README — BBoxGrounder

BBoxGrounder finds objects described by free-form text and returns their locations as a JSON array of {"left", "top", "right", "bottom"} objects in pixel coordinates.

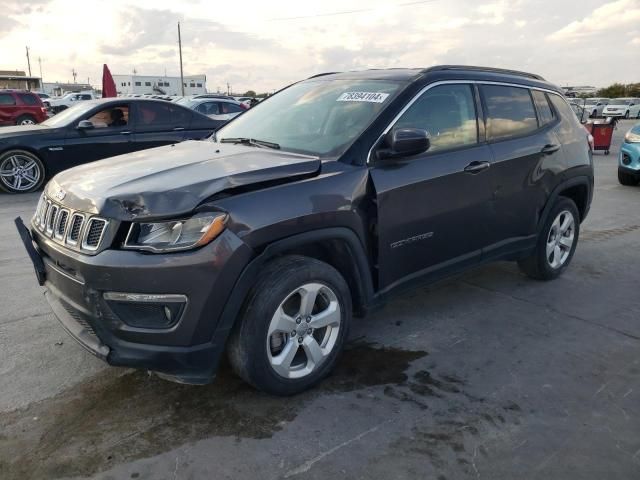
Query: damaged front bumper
[{"left": 17, "top": 217, "right": 253, "bottom": 384}]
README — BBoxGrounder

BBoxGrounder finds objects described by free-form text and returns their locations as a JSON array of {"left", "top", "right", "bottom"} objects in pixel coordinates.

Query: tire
[
  {"left": 518, "top": 197, "right": 580, "bottom": 281},
  {"left": 227, "top": 255, "right": 352, "bottom": 395},
  {"left": 0, "top": 149, "right": 46, "bottom": 193},
  {"left": 618, "top": 169, "right": 639, "bottom": 186},
  {"left": 15, "top": 114, "right": 37, "bottom": 126}
]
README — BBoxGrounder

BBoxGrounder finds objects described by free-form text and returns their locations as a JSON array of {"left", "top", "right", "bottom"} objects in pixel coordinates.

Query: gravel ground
[{"left": 1, "top": 119, "right": 639, "bottom": 480}]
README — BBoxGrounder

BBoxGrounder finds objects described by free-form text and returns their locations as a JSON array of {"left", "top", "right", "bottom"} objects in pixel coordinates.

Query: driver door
[
  {"left": 369, "top": 83, "right": 495, "bottom": 291},
  {"left": 62, "top": 103, "right": 134, "bottom": 170}
]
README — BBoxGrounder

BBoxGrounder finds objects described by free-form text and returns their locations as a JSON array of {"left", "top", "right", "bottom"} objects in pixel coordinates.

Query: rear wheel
[
  {"left": 15, "top": 114, "right": 37, "bottom": 126},
  {"left": 227, "top": 255, "right": 352, "bottom": 395},
  {"left": 618, "top": 169, "right": 639, "bottom": 186},
  {"left": 0, "top": 150, "right": 46, "bottom": 193},
  {"left": 518, "top": 198, "right": 579, "bottom": 281}
]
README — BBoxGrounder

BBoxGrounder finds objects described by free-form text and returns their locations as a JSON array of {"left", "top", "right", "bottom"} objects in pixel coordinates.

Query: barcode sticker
[{"left": 337, "top": 92, "right": 390, "bottom": 103}]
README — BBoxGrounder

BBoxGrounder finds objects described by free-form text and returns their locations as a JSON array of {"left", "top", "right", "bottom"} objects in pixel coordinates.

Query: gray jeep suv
[{"left": 17, "top": 66, "right": 594, "bottom": 395}]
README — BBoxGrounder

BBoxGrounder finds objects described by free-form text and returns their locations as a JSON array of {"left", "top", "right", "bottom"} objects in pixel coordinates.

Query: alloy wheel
[
  {"left": 546, "top": 210, "right": 575, "bottom": 269},
  {"left": 266, "top": 282, "right": 341, "bottom": 379},
  {"left": 19, "top": 118, "right": 36, "bottom": 125},
  {"left": 0, "top": 154, "right": 41, "bottom": 192}
]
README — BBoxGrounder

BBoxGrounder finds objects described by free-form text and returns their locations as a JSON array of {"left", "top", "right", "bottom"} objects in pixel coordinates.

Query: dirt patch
[{"left": 0, "top": 343, "right": 427, "bottom": 479}]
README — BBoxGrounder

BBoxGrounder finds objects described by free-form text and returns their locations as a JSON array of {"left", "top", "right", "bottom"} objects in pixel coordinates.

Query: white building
[{"left": 112, "top": 74, "right": 207, "bottom": 96}]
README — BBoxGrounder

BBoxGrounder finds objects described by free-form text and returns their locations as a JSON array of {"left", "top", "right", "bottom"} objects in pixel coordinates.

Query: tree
[{"left": 243, "top": 90, "right": 256, "bottom": 97}]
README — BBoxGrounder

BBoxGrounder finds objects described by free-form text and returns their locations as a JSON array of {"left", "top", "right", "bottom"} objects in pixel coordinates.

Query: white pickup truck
[{"left": 44, "top": 92, "right": 98, "bottom": 113}]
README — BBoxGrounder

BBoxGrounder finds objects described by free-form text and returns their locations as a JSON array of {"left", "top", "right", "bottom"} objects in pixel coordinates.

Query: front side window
[
  {"left": 86, "top": 105, "right": 130, "bottom": 128},
  {"left": 482, "top": 85, "right": 538, "bottom": 141},
  {"left": 195, "top": 102, "right": 219, "bottom": 115},
  {"left": 393, "top": 84, "right": 478, "bottom": 153},
  {"left": 531, "top": 90, "right": 555, "bottom": 126},
  {"left": 216, "top": 79, "right": 402, "bottom": 156}
]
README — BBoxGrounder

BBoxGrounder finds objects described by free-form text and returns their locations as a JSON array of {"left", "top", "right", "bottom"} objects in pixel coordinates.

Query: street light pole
[
  {"left": 178, "top": 22, "right": 185, "bottom": 96},
  {"left": 25, "top": 46, "right": 32, "bottom": 77}
]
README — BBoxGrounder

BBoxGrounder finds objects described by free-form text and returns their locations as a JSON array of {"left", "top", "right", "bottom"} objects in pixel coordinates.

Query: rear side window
[
  {"left": 18, "top": 93, "right": 39, "bottom": 106},
  {"left": 531, "top": 90, "right": 555, "bottom": 126},
  {"left": 394, "top": 84, "right": 478, "bottom": 152},
  {"left": 0, "top": 93, "right": 16, "bottom": 105},
  {"left": 482, "top": 85, "right": 538, "bottom": 141},
  {"left": 138, "top": 102, "right": 191, "bottom": 126}
]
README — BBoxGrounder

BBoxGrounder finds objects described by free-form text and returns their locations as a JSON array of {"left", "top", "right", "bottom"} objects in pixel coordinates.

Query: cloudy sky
[{"left": 2, "top": 0, "right": 639, "bottom": 93}]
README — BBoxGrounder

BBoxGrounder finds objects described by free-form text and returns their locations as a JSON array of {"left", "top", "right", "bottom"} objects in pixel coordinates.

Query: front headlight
[
  {"left": 625, "top": 131, "right": 640, "bottom": 143},
  {"left": 124, "top": 213, "right": 228, "bottom": 252}
]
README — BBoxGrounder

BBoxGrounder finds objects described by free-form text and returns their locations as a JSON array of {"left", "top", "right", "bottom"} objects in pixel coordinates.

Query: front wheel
[
  {"left": 0, "top": 150, "right": 46, "bottom": 193},
  {"left": 518, "top": 198, "right": 580, "bottom": 281},
  {"left": 227, "top": 255, "right": 352, "bottom": 395},
  {"left": 618, "top": 169, "right": 639, "bottom": 186}
]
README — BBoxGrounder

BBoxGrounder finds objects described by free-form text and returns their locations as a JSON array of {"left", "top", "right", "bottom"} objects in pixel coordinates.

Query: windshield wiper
[{"left": 220, "top": 137, "right": 280, "bottom": 150}]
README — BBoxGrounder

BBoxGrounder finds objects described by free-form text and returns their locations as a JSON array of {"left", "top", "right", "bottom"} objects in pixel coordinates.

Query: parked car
[
  {"left": 602, "top": 98, "right": 640, "bottom": 119},
  {"left": 0, "top": 98, "right": 219, "bottom": 193},
  {"left": 44, "top": 92, "right": 98, "bottom": 114},
  {"left": 36, "top": 93, "right": 51, "bottom": 100},
  {"left": 0, "top": 90, "right": 48, "bottom": 126},
  {"left": 618, "top": 123, "right": 640, "bottom": 185},
  {"left": 17, "top": 66, "right": 594, "bottom": 395},
  {"left": 582, "top": 98, "right": 609, "bottom": 118},
  {"left": 177, "top": 97, "right": 245, "bottom": 123}
]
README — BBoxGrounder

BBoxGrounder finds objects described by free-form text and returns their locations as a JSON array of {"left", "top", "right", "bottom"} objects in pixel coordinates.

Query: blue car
[{"left": 619, "top": 123, "right": 640, "bottom": 185}]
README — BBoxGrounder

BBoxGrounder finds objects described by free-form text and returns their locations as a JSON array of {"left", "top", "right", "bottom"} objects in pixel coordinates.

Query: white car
[
  {"left": 44, "top": 92, "right": 98, "bottom": 113},
  {"left": 177, "top": 97, "right": 245, "bottom": 123},
  {"left": 582, "top": 98, "right": 609, "bottom": 118},
  {"left": 602, "top": 98, "right": 640, "bottom": 119}
]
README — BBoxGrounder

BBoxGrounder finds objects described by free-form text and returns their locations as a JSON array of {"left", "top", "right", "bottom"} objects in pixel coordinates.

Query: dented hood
[{"left": 47, "top": 140, "right": 320, "bottom": 220}]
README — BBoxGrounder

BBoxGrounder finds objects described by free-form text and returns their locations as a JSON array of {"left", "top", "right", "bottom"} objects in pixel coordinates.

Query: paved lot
[{"left": 1, "top": 120, "right": 639, "bottom": 479}]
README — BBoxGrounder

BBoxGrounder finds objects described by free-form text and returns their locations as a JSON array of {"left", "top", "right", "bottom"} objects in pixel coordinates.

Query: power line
[{"left": 270, "top": 0, "right": 438, "bottom": 21}]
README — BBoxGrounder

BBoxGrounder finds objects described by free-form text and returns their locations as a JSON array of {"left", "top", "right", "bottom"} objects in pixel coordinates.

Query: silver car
[{"left": 176, "top": 97, "right": 246, "bottom": 123}]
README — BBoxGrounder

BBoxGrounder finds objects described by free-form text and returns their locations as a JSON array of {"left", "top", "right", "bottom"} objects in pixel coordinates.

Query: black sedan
[{"left": 0, "top": 98, "right": 221, "bottom": 193}]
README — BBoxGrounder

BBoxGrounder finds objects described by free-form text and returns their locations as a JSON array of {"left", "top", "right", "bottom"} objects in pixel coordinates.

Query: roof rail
[
  {"left": 423, "top": 65, "right": 545, "bottom": 81},
  {"left": 307, "top": 72, "right": 341, "bottom": 79}
]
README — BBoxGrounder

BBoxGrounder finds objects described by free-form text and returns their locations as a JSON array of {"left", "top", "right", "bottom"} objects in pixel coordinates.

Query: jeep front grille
[{"left": 32, "top": 193, "right": 111, "bottom": 254}]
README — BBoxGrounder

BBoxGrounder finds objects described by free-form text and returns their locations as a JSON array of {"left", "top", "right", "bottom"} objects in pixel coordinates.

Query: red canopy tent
[{"left": 101, "top": 64, "right": 117, "bottom": 98}]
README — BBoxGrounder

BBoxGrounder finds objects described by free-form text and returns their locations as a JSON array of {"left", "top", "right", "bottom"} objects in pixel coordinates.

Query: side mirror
[
  {"left": 377, "top": 128, "right": 430, "bottom": 160},
  {"left": 77, "top": 120, "right": 94, "bottom": 130}
]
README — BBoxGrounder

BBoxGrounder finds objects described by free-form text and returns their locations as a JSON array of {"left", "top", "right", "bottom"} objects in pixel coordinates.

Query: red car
[{"left": 0, "top": 90, "right": 48, "bottom": 126}]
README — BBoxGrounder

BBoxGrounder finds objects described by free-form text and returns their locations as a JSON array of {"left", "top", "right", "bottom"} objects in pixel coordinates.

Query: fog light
[
  {"left": 622, "top": 153, "right": 632, "bottom": 166},
  {"left": 103, "top": 292, "right": 187, "bottom": 329}
]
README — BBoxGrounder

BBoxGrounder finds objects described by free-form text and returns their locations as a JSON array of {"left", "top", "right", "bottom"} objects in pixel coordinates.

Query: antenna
[{"left": 178, "top": 22, "right": 185, "bottom": 96}]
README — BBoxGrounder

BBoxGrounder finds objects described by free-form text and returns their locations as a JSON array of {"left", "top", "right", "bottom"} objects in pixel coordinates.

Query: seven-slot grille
[{"left": 33, "top": 193, "right": 110, "bottom": 253}]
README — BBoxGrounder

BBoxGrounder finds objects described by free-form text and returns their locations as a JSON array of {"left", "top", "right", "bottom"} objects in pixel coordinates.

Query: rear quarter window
[{"left": 482, "top": 85, "right": 538, "bottom": 141}]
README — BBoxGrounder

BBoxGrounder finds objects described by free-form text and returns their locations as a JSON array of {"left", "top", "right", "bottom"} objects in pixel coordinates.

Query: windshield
[
  {"left": 215, "top": 79, "right": 403, "bottom": 156},
  {"left": 41, "top": 102, "right": 97, "bottom": 127},
  {"left": 609, "top": 98, "right": 631, "bottom": 105}
]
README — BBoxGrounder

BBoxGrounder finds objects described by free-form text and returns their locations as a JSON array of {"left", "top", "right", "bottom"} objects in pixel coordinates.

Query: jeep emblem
[{"left": 54, "top": 189, "right": 66, "bottom": 201}]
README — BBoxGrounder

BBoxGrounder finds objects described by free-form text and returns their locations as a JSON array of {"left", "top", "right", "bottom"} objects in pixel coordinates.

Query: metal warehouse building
[{"left": 112, "top": 74, "right": 207, "bottom": 96}]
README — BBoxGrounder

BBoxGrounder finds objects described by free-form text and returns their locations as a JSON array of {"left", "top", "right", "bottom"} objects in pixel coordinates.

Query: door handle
[
  {"left": 541, "top": 144, "right": 560, "bottom": 155},
  {"left": 120, "top": 131, "right": 131, "bottom": 135},
  {"left": 173, "top": 127, "right": 185, "bottom": 131},
  {"left": 464, "top": 161, "right": 491, "bottom": 174}
]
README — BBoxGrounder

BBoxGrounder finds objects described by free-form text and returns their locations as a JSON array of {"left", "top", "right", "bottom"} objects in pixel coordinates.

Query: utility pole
[
  {"left": 38, "top": 57, "right": 44, "bottom": 91},
  {"left": 72, "top": 69, "right": 77, "bottom": 84},
  {"left": 25, "top": 46, "right": 32, "bottom": 76},
  {"left": 178, "top": 22, "right": 185, "bottom": 96},
  {"left": 227, "top": 82, "right": 230, "bottom": 95}
]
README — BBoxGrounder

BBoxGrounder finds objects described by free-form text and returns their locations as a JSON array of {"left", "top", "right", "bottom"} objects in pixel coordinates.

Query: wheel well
[
  {"left": 276, "top": 240, "right": 369, "bottom": 316},
  {"left": 559, "top": 184, "right": 588, "bottom": 220}
]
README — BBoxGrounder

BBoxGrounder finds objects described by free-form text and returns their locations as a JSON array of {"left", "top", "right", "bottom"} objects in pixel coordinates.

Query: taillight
[
  {"left": 587, "top": 134, "right": 594, "bottom": 151},
  {"left": 41, "top": 107, "right": 47, "bottom": 114}
]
